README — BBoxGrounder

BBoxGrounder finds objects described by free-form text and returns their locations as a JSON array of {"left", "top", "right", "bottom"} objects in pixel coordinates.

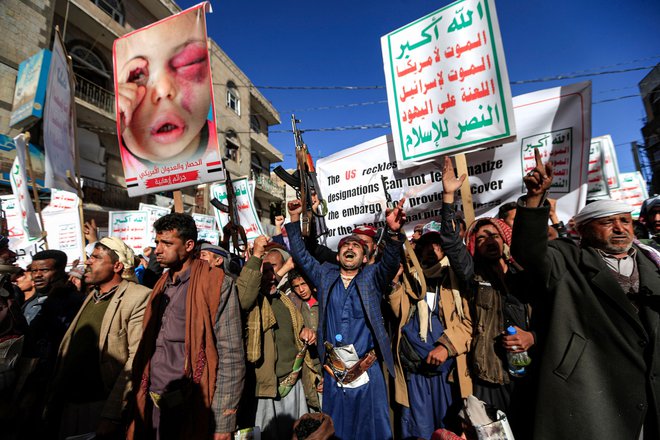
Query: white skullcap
[{"left": 574, "top": 200, "right": 634, "bottom": 228}]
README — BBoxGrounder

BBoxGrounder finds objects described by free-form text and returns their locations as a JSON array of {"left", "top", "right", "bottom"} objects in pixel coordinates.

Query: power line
[
  {"left": 510, "top": 66, "right": 655, "bottom": 85},
  {"left": 592, "top": 94, "right": 639, "bottom": 105},
  {"left": 289, "top": 99, "right": 388, "bottom": 113}
]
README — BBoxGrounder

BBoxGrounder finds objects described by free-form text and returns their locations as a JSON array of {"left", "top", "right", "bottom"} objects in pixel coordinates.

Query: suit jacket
[
  {"left": 285, "top": 221, "right": 402, "bottom": 376},
  {"left": 511, "top": 201, "right": 660, "bottom": 440},
  {"left": 53, "top": 279, "right": 151, "bottom": 421}
]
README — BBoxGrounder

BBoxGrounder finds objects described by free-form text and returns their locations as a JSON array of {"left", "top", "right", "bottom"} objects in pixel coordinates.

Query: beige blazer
[{"left": 54, "top": 279, "right": 151, "bottom": 421}]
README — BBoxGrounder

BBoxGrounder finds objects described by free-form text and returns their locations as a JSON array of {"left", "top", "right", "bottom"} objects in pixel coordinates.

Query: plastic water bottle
[
  {"left": 335, "top": 334, "right": 344, "bottom": 347},
  {"left": 506, "top": 326, "right": 531, "bottom": 377}
]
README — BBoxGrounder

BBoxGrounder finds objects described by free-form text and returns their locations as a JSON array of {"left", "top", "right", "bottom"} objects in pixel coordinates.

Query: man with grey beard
[{"left": 511, "top": 149, "right": 660, "bottom": 440}]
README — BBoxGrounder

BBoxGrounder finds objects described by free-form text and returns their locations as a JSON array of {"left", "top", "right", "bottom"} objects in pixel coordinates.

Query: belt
[{"left": 324, "top": 349, "right": 377, "bottom": 385}]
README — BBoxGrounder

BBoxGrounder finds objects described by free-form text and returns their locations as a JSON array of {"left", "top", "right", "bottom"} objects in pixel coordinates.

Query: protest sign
[
  {"left": 44, "top": 188, "right": 80, "bottom": 212},
  {"left": 41, "top": 209, "right": 85, "bottom": 268},
  {"left": 596, "top": 135, "right": 621, "bottom": 190},
  {"left": 210, "top": 177, "right": 264, "bottom": 244},
  {"left": 193, "top": 213, "right": 216, "bottom": 231},
  {"left": 198, "top": 229, "right": 220, "bottom": 245},
  {"left": 609, "top": 172, "right": 649, "bottom": 219},
  {"left": 586, "top": 137, "right": 611, "bottom": 199},
  {"left": 381, "top": 0, "right": 515, "bottom": 168},
  {"left": 43, "top": 28, "right": 77, "bottom": 193},
  {"left": 108, "top": 210, "right": 150, "bottom": 253},
  {"left": 317, "top": 82, "right": 591, "bottom": 249},
  {"left": 139, "top": 202, "right": 170, "bottom": 247},
  {"left": 113, "top": 3, "right": 225, "bottom": 197},
  {"left": 10, "top": 134, "right": 41, "bottom": 239},
  {"left": 10, "top": 49, "right": 51, "bottom": 129}
]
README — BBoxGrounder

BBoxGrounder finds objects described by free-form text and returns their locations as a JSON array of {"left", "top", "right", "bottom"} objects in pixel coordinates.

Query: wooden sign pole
[
  {"left": 454, "top": 153, "right": 475, "bottom": 227},
  {"left": 173, "top": 190, "right": 184, "bottom": 213}
]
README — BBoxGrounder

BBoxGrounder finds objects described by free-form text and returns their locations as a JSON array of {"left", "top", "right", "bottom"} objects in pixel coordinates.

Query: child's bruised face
[{"left": 117, "top": 13, "right": 211, "bottom": 163}]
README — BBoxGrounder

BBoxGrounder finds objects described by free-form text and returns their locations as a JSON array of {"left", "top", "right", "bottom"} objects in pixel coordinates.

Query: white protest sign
[
  {"left": 599, "top": 135, "right": 621, "bottom": 189},
  {"left": 193, "top": 213, "right": 216, "bottom": 231},
  {"left": 108, "top": 210, "right": 149, "bottom": 253},
  {"left": 586, "top": 138, "right": 611, "bottom": 199},
  {"left": 381, "top": 0, "right": 515, "bottom": 168},
  {"left": 43, "top": 29, "right": 77, "bottom": 193},
  {"left": 43, "top": 188, "right": 80, "bottom": 212},
  {"left": 317, "top": 82, "right": 591, "bottom": 249},
  {"left": 9, "top": 134, "right": 41, "bottom": 239},
  {"left": 139, "top": 203, "right": 170, "bottom": 247},
  {"left": 41, "top": 209, "right": 85, "bottom": 268},
  {"left": 210, "top": 177, "right": 264, "bottom": 242},
  {"left": 198, "top": 229, "right": 220, "bottom": 245},
  {"left": 610, "top": 172, "right": 649, "bottom": 219}
]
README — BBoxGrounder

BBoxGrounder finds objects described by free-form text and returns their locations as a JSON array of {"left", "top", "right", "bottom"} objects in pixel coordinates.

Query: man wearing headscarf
[
  {"left": 511, "top": 149, "right": 660, "bottom": 440},
  {"left": 640, "top": 195, "right": 660, "bottom": 248},
  {"left": 48, "top": 237, "right": 151, "bottom": 439}
]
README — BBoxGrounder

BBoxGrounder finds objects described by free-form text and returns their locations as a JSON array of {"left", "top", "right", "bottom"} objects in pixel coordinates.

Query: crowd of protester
[{"left": 0, "top": 155, "right": 659, "bottom": 440}]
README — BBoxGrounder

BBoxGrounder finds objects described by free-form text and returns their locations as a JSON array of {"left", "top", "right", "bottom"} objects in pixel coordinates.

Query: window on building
[
  {"left": 225, "top": 130, "right": 240, "bottom": 162},
  {"left": 227, "top": 81, "right": 240, "bottom": 116},
  {"left": 250, "top": 114, "right": 261, "bottom": 133},
  {"left": 251, "top": 154, "right": 265, "bottom": 178},
  {"left": 92, "top": 0, "right": 125, "bottom": 25},
  {"left": 69, "top": 44, "right": 111, "bottom": 89}
]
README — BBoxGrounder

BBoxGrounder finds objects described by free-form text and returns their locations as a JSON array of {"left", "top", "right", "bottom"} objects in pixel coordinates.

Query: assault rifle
[
  {"left": 273, "top": 115, "right": 327, "bottom": 237},
  {"left": 210, "top": 174, "right": 248, "bottom": 253}
]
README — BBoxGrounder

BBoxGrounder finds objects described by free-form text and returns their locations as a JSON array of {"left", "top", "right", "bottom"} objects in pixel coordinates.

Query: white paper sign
[
  {"left": 316, "top": 82, "right": 591, "bottom": 249},
  {"left": 108, "top": 210, "right": 150, "bottom": 253},
  {"left": 210, "top": 177, "right": 264, "bottom": 243},
  {"left": 610, "top": 172, "right": 649, "bottom": 219},
  {"left": 381, "top": 0, "right": 515, "bottom": 168},
  {"left": 139, "top": 203, "right": 171, "bottom": 247},
  {"left": 193, "top": 213, "right": 216, "bottom": 231},
  {"left": 41, "top": 209, "right": 85, "bottom": 268},
  {"left": 44, "top": 188, "right": 80, "bottom": 212},
  {"left": 586, "top": 137, "right": 611, "bottom": 199},
  {"left": 43, "top": 29, "right": 77, "bottom": 193}
]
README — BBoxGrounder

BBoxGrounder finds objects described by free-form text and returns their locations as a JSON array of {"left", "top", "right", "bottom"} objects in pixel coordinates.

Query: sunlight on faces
[
  {"left": 580, "top": 214, "right": 634, "bottom": 255},
  {"left": 336, "top": 240, "right": 367, "bottom": 270},
  {"left": 475, "top": 225, "right": 504, "bottom": 261},
  {"left": 116, "top": 11, "right": 210, "bottom": 163},
  {"left": 84, "top": 247, "right": 122, "bottom": 285},
  {"left": 154, "top": 230, "right": 195, "bottom": 268},
  {"left": 354, "top": 233, "right": 375, "bottom": 259},
  {"left": 199, "top": 250, "right": 223, "bottom": 268},
  {"left": 15, "top": 270, "right": 34, "bottom": 293}
]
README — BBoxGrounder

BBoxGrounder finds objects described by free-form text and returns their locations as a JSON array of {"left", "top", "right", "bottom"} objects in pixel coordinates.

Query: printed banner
[
  {"left": 317, "top": 82, "right": 591, "bottom": 249},
  {"left": 210, "top": 177, "right": 264, "bottom": 244},
  {"left": 381, "top": 0, "right": 515, "bottom": 168},
  {"left": 41, "top": 209, "right": 85, "bottom": 268},
  {"left": 113, "top": 3, "right": 225, "bottom": 196},
  {"left": 43, "top": 28, "right": 77, "bottom": 193},
  {"left": 108, "top": 210, "right": 150, "bottom": 253},
  {"left": 198, "top": 229, "right": 220, "bottom": 245},
  {"left": 610, "top": 172, "right": 649, "bottom": 219},
  {"left": 598, "top": 135, "right": 621, "bottom": 190},
  {"left": 193, "top": 213, "right": 216, "bottom": 231},
  {"left": 10, "top": 134, "right": 41, "bottom": 239}
]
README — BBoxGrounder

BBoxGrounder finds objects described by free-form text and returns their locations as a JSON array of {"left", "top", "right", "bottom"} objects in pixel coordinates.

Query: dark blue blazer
[{"left": 285, "top": 222, "right": 402, "bottom": 376}]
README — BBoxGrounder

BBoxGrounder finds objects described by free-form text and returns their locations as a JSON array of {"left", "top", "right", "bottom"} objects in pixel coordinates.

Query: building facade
[
  {"left": 640, "top": 63, "right": 660, "bottom": 196},
  {"left": 0, "top": 0, "right": 284, "bottom": 230}
]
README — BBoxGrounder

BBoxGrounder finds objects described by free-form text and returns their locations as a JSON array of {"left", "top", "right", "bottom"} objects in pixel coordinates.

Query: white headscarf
[{"left": 574, "top": 199, "right": 634, "bottom": 228}]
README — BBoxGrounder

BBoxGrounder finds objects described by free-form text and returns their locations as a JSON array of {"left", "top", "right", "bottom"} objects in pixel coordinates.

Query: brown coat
[
  {"left": 389, "top": 269, "right": 473, "bottom": 407},
  {"left": 53, "top": 279, "right": 150, "bottom": 421}
]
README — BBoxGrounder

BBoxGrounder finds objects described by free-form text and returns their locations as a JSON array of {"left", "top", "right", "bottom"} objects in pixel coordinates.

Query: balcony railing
[
  {"left": 253, "top": 173, "right": 285, "bottom": 199},
  {"left": 74, "top": 74, "right": 115, "bottom": 115}
]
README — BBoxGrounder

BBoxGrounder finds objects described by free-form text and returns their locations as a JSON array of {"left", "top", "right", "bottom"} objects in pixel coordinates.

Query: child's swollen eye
[{"left": 128, "top": 67, "right": 148, "bottom": 84}]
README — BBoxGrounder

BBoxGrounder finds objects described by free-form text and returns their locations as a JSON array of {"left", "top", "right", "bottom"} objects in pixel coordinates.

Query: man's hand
[
  {"left": 274, "top": 215, "right": 285, "bottom": 234},
  {"left": 441, "top": 156, "right": 467, "bottom": 204},
  {"left": 142, "top": 246, "right": 153, "bottom": 258},
  {"left": 83, "top": 219, "right": 98, "bottom": 244},
  {"left": 252, "top": 235, "right": 268, "bottom": 259},
  {"left": 426, "top": 345, "right": 449, "bottom": 366},
  {"left": 213, "top": 433, "right": 232, "bottom": 440},
  {"left": 278, "top": 257, "right": 295, "bottom": 277},
  {"left": 299, "top": 327, "right": 317, "bottom": 345},
  {"left": 548, "top": 198, "right": 560, "bottom": 224},
  {"left": 288, "top": 199, "right": 303, "bottom": 222},
  {"left": 385, "top": 198, "right": 407, "bottom": 232},
  {"left": 523, "top": 148, "right": 553, "bottom": 208},
  {"left": 502, "top": 326, "right": 535, "bottom": 352}
]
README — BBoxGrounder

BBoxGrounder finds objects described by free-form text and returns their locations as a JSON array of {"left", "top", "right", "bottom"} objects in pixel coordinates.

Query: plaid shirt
[{"left": 211, "top": 275, "right": 245, "bottom": 433}]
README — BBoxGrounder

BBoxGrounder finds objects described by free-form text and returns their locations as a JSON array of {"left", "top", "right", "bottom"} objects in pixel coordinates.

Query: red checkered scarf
[{"left": 466, "top": 217, "right": 513, "bottom": 257}]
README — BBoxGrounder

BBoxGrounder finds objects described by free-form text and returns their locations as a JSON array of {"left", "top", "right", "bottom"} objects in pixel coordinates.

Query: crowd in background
[{"left": 0, "top": 156, "right": 659, "bottom": 440}]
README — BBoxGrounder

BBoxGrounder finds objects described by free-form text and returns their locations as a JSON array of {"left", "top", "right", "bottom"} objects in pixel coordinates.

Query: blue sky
[{"left": 180, "top": 0, "right": 660, "bottom": 173}]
